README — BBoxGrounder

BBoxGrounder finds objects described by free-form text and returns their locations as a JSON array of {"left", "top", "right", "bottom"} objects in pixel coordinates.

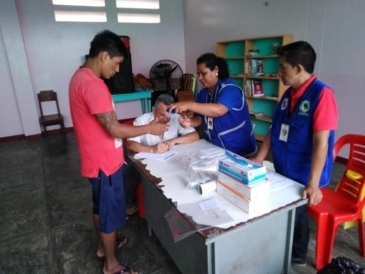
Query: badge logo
[
  {"left": 300, "top": 100, "right": 311, "bottom": 113},
  {"left": 281, "top": 98, "right": 288, "bottom": 110}
]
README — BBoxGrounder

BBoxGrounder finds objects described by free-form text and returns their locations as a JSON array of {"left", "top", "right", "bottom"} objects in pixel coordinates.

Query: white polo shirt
[{"left": 128, "top": 112, "right": 196, "bottom": 146}]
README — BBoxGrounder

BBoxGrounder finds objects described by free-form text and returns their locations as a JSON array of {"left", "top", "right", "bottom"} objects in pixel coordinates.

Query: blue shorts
[{"left": 88, "top": 165, "right": 127, "bottom": 234}]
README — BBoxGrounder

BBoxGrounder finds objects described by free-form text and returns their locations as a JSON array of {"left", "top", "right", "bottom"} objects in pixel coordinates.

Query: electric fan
[{"left": 149, "top": 60, "right": 183, "bottom": 94}]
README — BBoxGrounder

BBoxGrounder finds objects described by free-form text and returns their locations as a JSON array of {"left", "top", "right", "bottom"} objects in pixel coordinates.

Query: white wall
[
  {"left": 0, "top": 27, "right": 24, "bottom": 137},
  {"left": 0, "top": 0, "right": 185, "bottom": 137},
  {"left": 0, "top": 0, "right": 41, "bottom": 137},
  {"left": 183, "top": 0, "right": 365, "bottom": 141}
]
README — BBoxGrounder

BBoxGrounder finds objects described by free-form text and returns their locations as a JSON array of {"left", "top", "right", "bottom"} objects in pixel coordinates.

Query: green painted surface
[
  {"left": 252, "top": 99, "right": 276, "bottom": 116},
  {"left": 227, "top": 59, "right": 244, "bottom": 75},
  {"left": 252, "top": 120, "right": 271, "bottom": 136},
  {"left": 226, "top": 42, "right": 245, "bottom": 57},
  {"left": 112, "top": 90, "right": 151, "bottom": 101},
  {"left": 262, "top": 79, "right": 279, "bottom": 97},
  {"left": 263, "top": 58, "right": 279, "bottom": 74},
  {"left": 254, "top": 38, "right": 282, "bottom": 55}
]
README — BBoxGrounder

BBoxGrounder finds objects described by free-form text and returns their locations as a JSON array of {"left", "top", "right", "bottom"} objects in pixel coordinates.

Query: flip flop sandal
[{"left": 96, "top": 237, "right": 129, "bottom": 260}]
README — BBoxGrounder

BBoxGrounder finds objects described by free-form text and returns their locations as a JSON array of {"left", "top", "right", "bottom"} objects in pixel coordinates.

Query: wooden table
[{"left": 129, "top": 140, "right": 307, "bottom": 274}]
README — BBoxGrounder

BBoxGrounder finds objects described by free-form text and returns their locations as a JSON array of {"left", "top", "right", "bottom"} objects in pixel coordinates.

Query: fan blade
[{"left": 168, "top": 65, "right": 179, "bottom": 75}]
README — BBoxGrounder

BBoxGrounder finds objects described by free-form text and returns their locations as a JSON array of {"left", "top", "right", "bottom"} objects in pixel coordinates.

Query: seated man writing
[{"left": 125, "top": 93, "right": 199, "bottom": 215}]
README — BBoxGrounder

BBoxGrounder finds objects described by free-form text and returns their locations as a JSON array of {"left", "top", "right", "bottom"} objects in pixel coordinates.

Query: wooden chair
[
  {"left": 37, "top": 90, "right": 65, "bottom": 135},
  {"left": 308, "top": 134, "right": 365, "bottom": 270}
]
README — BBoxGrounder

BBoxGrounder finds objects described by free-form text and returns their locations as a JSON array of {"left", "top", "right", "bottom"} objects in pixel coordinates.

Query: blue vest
[
  {"left": 199, "top": 78, "right": 256, "bottom": 157},
  {"left": 270, "top": 79, "right": 334, "bottom": 187}
]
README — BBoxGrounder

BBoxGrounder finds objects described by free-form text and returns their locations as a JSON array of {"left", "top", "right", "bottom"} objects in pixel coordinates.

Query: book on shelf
[
  {"left": 251, "top": 59, "right": 264, "bottom": 76},
  {"left": 245, "top": 80, "right": 252, "bottom": 97},
  {"left": 249, "top": 110, "right": 265, "bottom": 118},
  {"left": 245, "top": 59, "right": 251, "bottom": 76},
  {"left": 252, "top": 80, "right": 264, "bottom": 97}
]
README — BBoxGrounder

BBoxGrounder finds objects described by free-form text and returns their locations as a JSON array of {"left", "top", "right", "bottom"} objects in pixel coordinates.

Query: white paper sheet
[
  {"left": 266, "top": 170, "right": 296, "bottom": 192},
  {"left": 134, "top": 151, "right": 176, "bottom": 161},
  {"left": 197, "top": 147, "right": 226, "bottom": 158},
  {"left": 199, "top": 197, "right": 224, "bottom": 213},
  {"left": 178, "top": 198, "right": 234, "bottom": 227}
]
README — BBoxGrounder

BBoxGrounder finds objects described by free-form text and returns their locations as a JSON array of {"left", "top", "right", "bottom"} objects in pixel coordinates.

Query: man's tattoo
[{"left": 95, "top": 112, "right": 117, "bottom": 132}]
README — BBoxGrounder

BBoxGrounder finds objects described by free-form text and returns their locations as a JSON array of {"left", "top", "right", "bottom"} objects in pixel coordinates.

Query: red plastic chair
[
  {"left": 308, "top": 134, "right": 365, "bottom": 270},
  {"left": 123, "top": 119, "right": 146, "bottom": 218}
]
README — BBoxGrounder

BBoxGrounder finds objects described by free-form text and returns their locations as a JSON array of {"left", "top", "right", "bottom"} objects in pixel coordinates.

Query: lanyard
[{"left": 205, "top": 83, "right": 220, "bottom": 104}]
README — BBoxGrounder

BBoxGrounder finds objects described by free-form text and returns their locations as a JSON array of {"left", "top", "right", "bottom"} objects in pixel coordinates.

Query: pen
[{"left": 164, "top": 153, "right": 175, "bottom": 161}]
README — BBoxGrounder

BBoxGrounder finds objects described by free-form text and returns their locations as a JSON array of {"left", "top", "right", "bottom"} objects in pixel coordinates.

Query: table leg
[
  {"left": 284, "top": 208, "right": 296, "bottom": 274},
  {"left": 147, "top": 98, "right": 151, "bottom": 112},
  {"left": 140, "top": 99, "right": 145, "bottom": 114}
]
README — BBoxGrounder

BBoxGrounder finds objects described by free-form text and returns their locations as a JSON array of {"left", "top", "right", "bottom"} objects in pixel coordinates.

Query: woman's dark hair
[
  {"left": 276, "top": 41, "right": 316, "bottom": 74},
  {"left": 197, "top": 53, "right": 229, "bottom": 79},
  {"left": 88, "top": 30, "right": 128, "bottom": 59}
]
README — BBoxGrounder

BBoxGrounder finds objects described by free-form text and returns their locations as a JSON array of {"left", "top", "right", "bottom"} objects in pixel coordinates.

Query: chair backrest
[
  {"left": 334, "top": 134, "right": 365, "bottom": 208},
  {"left": 37, "top": 90, "right": 61, "bottom": 117}
]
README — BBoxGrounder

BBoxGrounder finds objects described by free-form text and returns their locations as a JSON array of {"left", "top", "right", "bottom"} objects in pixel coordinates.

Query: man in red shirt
[{"left": 69, "top": 30, "right": 165, "bottom": 274}]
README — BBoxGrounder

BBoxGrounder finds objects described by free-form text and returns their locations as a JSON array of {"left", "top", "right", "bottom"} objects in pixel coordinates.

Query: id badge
[
  {"left": 207, "top": 117, "right": 214, "bottom": 130},
  {"left": 279, "top": 124, "right": 289, "bottom": 142}
]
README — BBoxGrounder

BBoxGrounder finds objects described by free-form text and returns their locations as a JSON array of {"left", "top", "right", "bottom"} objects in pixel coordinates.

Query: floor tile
[
  {"left": 0, "top": 162, "right": 44, "bottom": 196},
  {"left": 115, "top": 216, "right": 176, "bottom": 274},
  {"left": 0, "top": 189, "right": 48, "bottom": 243},
  {"left": 44, "top": 156, "right": 81, "bottom": 186},
  {"left": 0, "top": 232, "right": 50, "bottom": 274},
  {"left": 47, "top": 178, "right": 91, "bottom": 227},
  {"left": 0, "top": 140, "right": 42, "bottom": 169},
  {"left": 51, "top": 223, "right": 102, "bottom": 274}
]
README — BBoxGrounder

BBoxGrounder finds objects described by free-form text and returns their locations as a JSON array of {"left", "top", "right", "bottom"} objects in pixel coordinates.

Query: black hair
[
  {"left": 276, "top": 41, "right": 316, "bottom": 73},
  {"left": 88, "top": 30, "right": 128, "bottom": 59},
  {"left": 197, "top": 53, "right": 229, "bottom": 79}
]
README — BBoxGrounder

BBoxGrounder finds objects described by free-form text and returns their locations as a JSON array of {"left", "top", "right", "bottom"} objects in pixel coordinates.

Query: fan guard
[{"left": 149, "top": 60, "right": 183, "bottom": 92}]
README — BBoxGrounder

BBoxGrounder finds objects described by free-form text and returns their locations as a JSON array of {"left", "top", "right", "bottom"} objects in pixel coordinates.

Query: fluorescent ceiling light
[
  {"left": 52, "top": 0, "right": 105, "bottom": 7},
  {"left": 54, "top": 11, "right": 107, "bottom": 22},
  {"left": 118, "top": 13, "right": 160, "bottom": 23},
  {"left": 116, "top": 0, "right": 159, "bottom": 9}
]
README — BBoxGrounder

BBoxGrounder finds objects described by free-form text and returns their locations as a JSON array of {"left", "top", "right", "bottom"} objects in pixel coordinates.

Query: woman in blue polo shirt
[{"left": 169, "top": 53, "right": 256, "bottom": 157}]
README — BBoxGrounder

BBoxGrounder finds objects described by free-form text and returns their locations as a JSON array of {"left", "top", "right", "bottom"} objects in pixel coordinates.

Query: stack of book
[
  {"left": 217, "top": 153, "right": 269, "bottom": 215},
  {"left": 250, "top": 59, "right": 264, "bottom": 76},
  {"left": 245, "top": 79, "right": 264, "bottom": 97}
]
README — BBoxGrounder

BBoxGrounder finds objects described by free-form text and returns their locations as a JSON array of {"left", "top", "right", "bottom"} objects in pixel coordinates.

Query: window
[
  {"left": 116, "top": 0, "right": 159, "bottom": 9},
  {"left": 54, "top": 11, "right": 107, "bottom": 22},
  {"left": 117, "top": 13, "right": 160, "bottom": 23},
  {"left": 117, "top": 0, "right": 160, "bottom": 23},
  {"left": 52, "top": 0, "right": 160, "bottom": 23},
  {"left": 52, "top": 0, "right": 105, "bottom": 7}
]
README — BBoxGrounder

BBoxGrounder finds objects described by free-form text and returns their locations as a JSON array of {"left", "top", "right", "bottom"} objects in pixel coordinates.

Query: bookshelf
[{"left": 216, "top": 35, "right": 293, "bottom": 141}]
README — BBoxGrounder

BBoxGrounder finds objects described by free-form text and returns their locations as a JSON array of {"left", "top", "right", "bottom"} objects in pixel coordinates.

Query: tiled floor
[{"left": 0, "top": 133, "right": 364, "bottom": 274}]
